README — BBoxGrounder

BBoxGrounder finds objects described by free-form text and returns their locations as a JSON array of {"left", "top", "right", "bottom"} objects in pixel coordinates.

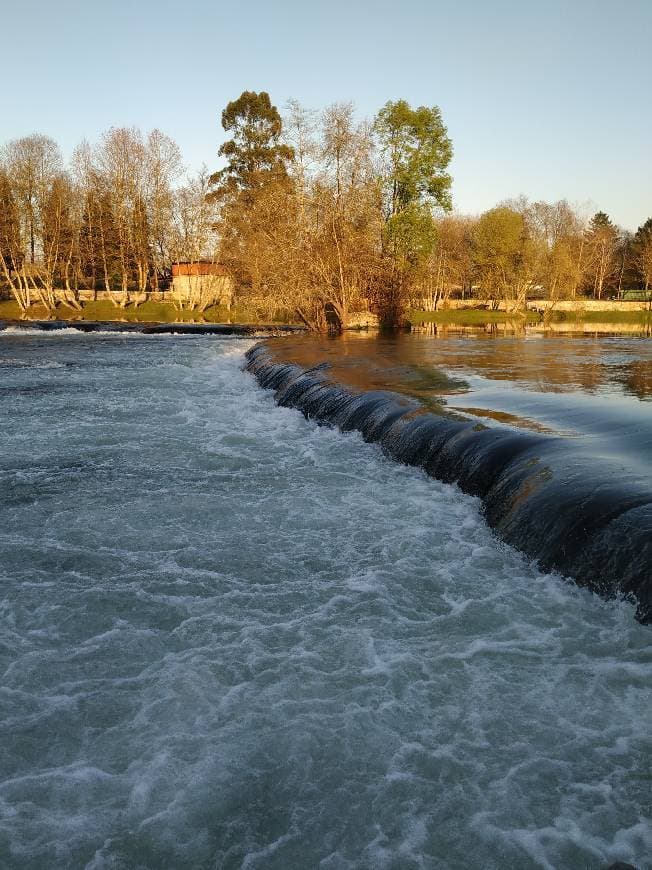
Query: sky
[{"left": 2, "top": 0, "right": 651, "bottom": 230}]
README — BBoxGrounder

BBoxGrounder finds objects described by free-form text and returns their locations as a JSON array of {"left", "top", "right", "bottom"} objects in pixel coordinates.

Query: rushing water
[{"left": 0, "top": 332, "right": 650, "bottom": 870}]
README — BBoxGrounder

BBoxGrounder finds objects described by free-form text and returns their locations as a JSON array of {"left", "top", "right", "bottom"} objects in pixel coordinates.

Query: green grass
[
  {"left": 0, "top": 300, "right": 33, "bottom": 319},
  {"left": 408, "top": 308, "right": 541, "bottom": 325},
  {"left": 0, "top": 298, "right": 298, "bottom": 325},
  {"left": 4, "top": 298, "right": 650, "bottom": 329}
]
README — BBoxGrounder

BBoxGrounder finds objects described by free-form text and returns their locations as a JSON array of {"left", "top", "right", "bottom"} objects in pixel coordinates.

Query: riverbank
[
  {"left": 4, "top": 298, "right": 652, "bottom": 330},
  {"left": 408, "top": 307, "right": 652, "bottom": 326},
  {"left": 0, "top": 299, "right": 298, "bottom": 325}
]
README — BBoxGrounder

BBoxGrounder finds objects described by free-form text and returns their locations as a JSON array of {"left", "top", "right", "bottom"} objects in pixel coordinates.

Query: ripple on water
[{"left": 0, "top": 334, "right": 650, "bottom": 870}]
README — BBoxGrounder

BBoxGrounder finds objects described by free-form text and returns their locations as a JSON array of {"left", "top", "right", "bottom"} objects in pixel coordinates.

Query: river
[{"left": 0, "top": 330, "right": 650, "bottom": 869}]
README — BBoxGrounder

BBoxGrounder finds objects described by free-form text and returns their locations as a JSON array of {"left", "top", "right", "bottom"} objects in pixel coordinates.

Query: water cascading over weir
[{"left": 245, "top": 343, "right": 652, "bottom": 623}]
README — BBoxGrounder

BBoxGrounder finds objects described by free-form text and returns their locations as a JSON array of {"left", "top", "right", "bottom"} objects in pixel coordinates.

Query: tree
[
  {"left": 0, "top": 169, "right": 28, "bottom": 308},
  {"left": 306, "top": 104, "right": 382, "bottom": 328},
  {"left": 96, "top": 127, "right": 147, "bottom": 304},
  {"left": 143, "top": 130, "right": 183, "bottom": 291},
  {"left": 73, "top": 142, "right": 122, "bottom": 299},
  {"left": 525, "top": 200, "right": 586, "bottom": 300},
  {"left": 585, "top": 211, "right": 618, "bottom": 299},
  {"left": 631, "top": 218, "right": 652, "bottom": 293},
  {"left": 209, "top": 91, "right": 294, "bottom": 198},
  {"left": 170, "top": 168, "right": 223, "bottom": 311},
  {"left": 2, "top": 134, "right": 62, "bottom": 266},
  {"left": 374, "top": 99, "right": 453, "bottom": 323},
  {"left": 472, "top": 206, "right": 531, "bottom": 304},
  {"left": 420, "top": 214, "right": 474, "bottom": 310},
  {"left": 211, "top": 92, "right": 302, "bottom": 322},
  {"left": 40, "top": 172, "right": 81, "bottom": 309}
]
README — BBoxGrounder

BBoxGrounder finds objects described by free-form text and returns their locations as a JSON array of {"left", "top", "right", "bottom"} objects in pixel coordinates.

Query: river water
[
  {"left": 0, "top": 331, "right": 650, "bottom": 870},
  {"left": 262, "top": 331, "right": 652, "bottom": 468}
]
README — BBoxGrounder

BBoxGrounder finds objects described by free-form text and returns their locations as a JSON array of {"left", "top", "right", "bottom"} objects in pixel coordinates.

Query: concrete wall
[
  {"left": 78, "top": 290, "right": 149, "bottom": 303},
  {"left": 527, "top": 299, "right": 652, "bottom": 312}
]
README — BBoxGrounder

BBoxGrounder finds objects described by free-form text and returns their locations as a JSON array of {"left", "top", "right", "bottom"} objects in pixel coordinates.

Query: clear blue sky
[{"left": 2, "top": 0, "right": 650, "bottom": 229}]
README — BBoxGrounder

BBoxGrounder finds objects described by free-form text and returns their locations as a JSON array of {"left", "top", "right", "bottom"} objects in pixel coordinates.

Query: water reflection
[
  {"left": 411, "top": 319, "right": 652, "bottom": 338},
  {"left": 265, "top": 328, "right": 652, "bottom": 473}
]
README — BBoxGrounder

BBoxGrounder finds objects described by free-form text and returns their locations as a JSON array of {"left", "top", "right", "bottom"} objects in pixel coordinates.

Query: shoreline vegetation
[
  {"left": 408, "top": 307, "right": 652, "bottom": 326},
  {"left": 2, "top": 298, "right": 651, "bottom": 329},
  {"left": 2, "top": 90, "right": 651, "bottom": 333}
]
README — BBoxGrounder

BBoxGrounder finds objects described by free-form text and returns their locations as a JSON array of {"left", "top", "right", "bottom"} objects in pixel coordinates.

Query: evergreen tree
[
  {"left": 631, "top": 217, "right": 652, "bottom": 292},
  {"left": 589, "top": 211, "right": 614, "bottom": 232},
  {"left": 209, "top": 91, "right": 294, "bottom": 198}
]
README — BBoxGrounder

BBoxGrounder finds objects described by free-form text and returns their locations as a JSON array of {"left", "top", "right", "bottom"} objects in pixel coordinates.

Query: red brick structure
[{"left": 171, "top": 262, "right": 231, "bottom": 278}]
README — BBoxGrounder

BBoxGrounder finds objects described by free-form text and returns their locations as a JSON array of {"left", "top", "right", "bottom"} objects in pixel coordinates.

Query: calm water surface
[
  {"left": 0, "top": 331, "right": 650, "bottom": 870},
  {"left": 268, "top": 331, "right": 652, "bottom": 475}
]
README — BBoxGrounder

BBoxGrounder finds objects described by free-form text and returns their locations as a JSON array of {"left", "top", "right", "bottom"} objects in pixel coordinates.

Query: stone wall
[
  {"left": 436, "top": 298, "right": 652, "bottom": 313},
  {"left": 170, "top": 275, "right": 234, "bottom": 307},
  {"left": 528, "top": 299, "right": 652, "bottom": 312},
  {"left": 345, "top": 311, "right": 379, "bottom": 329}
]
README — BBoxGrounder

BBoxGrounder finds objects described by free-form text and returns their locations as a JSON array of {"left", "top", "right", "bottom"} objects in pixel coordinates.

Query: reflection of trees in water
[
  {"left": 412, "top": 333, "right": 609, "bottom": 394},
  {"left": 616, "top": 361, "right": 652, "bottom": 401},
  {"left": 411, "top": 321, "right": 527, "bottom": 338},
  {"left": 265, "top": 330, "right": 652, "bottom": 403}
]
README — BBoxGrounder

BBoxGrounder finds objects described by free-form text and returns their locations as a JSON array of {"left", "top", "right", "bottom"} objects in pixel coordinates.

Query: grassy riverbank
[
  {"left": 408, "top": 308, "right": 652, "bottom": 326},
  {"left": 2, "top": 299, "right": 651, "bottom": 329},
  {"left": 408, "top": 309, "right": 542, "bottom": 325},
  {"left": 0, "top": 299, "right": 295, "bottom": 324}
]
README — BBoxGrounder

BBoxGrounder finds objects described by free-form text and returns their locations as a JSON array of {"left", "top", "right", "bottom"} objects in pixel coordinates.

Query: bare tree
[
  {"left": 170, "top": 168, "right": 224, "bottom": 312},
  {"left": 2, "top": 134, "right": 62, "bottom": 266},
  {"left": 584, "top": 212, "right": 619, "bottom": 299},
  {"left": 96, "top": 127, "right": 146, "bottom": 305},
  {"left": 0, "top": 169, "right": 30, "bottom": 309},
  {"left": 420, "top": 214, "right": 475, "bottom": 309},
  {"left": 525, "top": 200, "right": 587, "bottom": 301},
  {"left": 144, "top": 130, "right": 183, "bottom": 291}
]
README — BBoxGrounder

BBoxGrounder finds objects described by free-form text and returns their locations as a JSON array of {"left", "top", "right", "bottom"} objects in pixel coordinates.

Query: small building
[{"left": 171, "top": 261, "right": 234, "bottom": 308}]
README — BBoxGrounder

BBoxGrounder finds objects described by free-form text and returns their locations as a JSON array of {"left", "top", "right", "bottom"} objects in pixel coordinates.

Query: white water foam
[
  {"left": 0, "top": 336, "right": 649, "bottom": 869},
  {"left": 0, "top": 326, "right": 147, "bottom": 336}
]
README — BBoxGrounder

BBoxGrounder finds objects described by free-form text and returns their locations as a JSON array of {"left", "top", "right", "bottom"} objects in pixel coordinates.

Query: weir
[
  {"left": 0, "top": 319, "right": 306, "bottom": 336},
  {"left": 245, "top": 342, "right": 652, "bottom": 623}
]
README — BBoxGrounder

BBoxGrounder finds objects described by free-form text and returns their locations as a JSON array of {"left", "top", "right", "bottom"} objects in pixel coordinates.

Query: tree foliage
[
  {"left": 631, "top": 218, "right": 652, "bottom": 291},
  {"left": 375, "top": 100, "right": 453, "bottom": 215},
  {"left": 209, "top": 91, "right": 294, "bottom": 197},
  {"left": 1, "top": 98, "right": 648, "bottom": 323}
]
